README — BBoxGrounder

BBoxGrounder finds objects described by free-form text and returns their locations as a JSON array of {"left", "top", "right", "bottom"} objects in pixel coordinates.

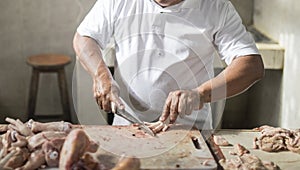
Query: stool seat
[
  {"left": 26, "top": 53, "right": 72, "bottom": 122},
  {"left": 27, "top": 54, "right": 71, "bottom": 70}
]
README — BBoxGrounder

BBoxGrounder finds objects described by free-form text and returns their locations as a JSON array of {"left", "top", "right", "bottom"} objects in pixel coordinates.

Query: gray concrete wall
[
  {"left": 0, "top": 0, "right": 96, "bottom": 123},
  {"left": 252, "top": 0, "right": 300, "bottom": 129},
  {"left": 230, "top": 0, "right": 254, "bottom": 26}
]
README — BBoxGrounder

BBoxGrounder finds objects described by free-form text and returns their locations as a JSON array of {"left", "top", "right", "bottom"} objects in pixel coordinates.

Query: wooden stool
[{"left": 26, "top": 54, "right": 72, "bottom": 121}]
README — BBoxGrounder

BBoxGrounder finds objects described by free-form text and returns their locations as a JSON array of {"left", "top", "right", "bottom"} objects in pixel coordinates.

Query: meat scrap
[
  {"left": 253, "top": 125, "right": 300, "bottom": 153},
  {"left": 229, "top": 144, "right": 250, "bottom": 156},
  {"left": 220, "top": 154, "right": 279, "bottom": 170},
  {"left": 220, "top": 146, "right": 280, "bottom": 170},
  {"left": 213, "top": 135, "right": 230, "bottom": 146}
]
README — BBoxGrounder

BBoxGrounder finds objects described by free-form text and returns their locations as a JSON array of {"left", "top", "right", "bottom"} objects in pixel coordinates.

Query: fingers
[
  {"left": 102, "top": 95, "right": 111, "bottom": 112},
  {"left": 113, "top": 95, "right": 124, "bottom": 110},
  {"left": 95, "top": 91, "right": 114, "bottom": 112},
  {"left": 159, "top": 93, "right": 172, "bottom": 122},
  {"left": 160, "top": 91, "right": 180, "bottom": 124},
  {"left": 169, "top": 91, "right": 180, "bottom": 124},
  {"left": 178, "top": 94, "right": 187, "bottom": 118}
]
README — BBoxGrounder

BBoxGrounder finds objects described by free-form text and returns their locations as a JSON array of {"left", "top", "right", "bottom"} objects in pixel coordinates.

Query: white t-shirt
[{"left": 77, "top": 0, "right": 259, "bottom": 129}]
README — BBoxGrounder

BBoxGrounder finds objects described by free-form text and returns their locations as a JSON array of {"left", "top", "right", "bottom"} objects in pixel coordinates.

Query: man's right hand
[
  {"left": 93, "top": 75, "right": 124, "bottom": 113},
  {"left": 73, "top": 32, "right": 124, "bottom": 113}
]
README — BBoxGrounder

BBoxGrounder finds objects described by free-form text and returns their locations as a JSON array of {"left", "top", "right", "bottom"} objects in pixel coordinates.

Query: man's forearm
[
  {"left": 196, "top": 55, "right": 265, "bottom": 103},
  {"left": 73, "top": 32, "right": 112, "bottom": 80}
]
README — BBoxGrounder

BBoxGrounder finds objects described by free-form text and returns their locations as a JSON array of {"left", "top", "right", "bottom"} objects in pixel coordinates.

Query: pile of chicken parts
[
  {"left": 253, "top": 125, "right": 300, "bottom": 153},
  {"left": 214, "top": 125, "right": 300, "bottom": 170},
  {"left": 0, "top": 117, "right": 140, "bottom": 170}
]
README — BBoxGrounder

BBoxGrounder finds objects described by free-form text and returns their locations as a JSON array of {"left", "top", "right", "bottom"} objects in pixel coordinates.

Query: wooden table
[{"left": 84, "top": 125, "right": 218, "bottom": 170}]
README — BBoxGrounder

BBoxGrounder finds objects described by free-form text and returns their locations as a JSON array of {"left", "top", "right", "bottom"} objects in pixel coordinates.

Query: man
[{"left": 73, "top": 0, "right": 264, "bottom": 132}]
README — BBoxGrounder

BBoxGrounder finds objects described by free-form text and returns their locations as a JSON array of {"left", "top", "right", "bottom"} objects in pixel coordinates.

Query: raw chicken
[
  {"left": 0, "top": 150, "right": 17, "bottom": 170},
  {"left": 254, "top": 125, "right": 300, "bottom": 153},
  {"left": 27, "top": 131, "right": 67, "bottom": 151},
  {"left": 257, "top": 135, "right": 286, "bottom": 152},
  {"left": 229, "top": 144, "right": 249, "bottom": 156},
  {"left": 5, "top": 118, "right": 33, "bottom": 137},
  {"left": 42, "top": 138, "right": 65, "bottom": 167},
  {"left": 28, "top": 119, "right": 73, "bottom": 133},
  {"left": 286, "top": 131, "right": 300, "bottom": 154},
  {"left": 220, "top": 152, "right": 279, "bottom": 170},
  {"left": 71, "top": 152, "right": 105, "bottom": 170},
  {"left": 213, "top": 135, "right": 230, "bottom": 146},
  {"left": 112, "top": 156, "right": 141, "bottom": 170},
  {"left": 3, "top": 147, "right": 29, "bottom": 169},
  {"left": 16, "top": 149, "right": 45, "bottom": 170},
  {"left": 1, "top": 130, "right": 13, "bottom": 157},
  {"left": 11, "top": 133, "right": 27, "bottom": 148},
  {"left": 0, "top": 125, "right": 8, "bottom": 134},
  {"left": 59, "top": 129, "right": 98, "bottom": 170}
]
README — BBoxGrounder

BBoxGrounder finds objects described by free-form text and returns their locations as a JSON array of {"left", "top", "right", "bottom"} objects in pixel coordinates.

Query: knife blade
[{"left": 115, "top": 107, "right": 155, "bottom": 137}]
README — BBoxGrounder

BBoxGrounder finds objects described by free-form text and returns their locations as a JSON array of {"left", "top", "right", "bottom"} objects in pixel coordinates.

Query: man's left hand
[{"left": 159, "top": 89, "right": 204, "bottom": 124}]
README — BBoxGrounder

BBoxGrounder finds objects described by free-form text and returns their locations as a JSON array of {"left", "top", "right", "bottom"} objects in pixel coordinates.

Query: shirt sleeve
[
  {"left": 214, "top": 1, "right": 260, "bottom": 65},
  {"left": 77, "top": 0, "right": 115, "bottom": 49}
]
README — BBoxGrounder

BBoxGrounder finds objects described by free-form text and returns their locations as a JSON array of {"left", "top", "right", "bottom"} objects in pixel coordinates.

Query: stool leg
[
  {"left": 27, "top": 68, "right": 39, "bottom": 119},
  {"left": 57, "top": 68, "right": 71, "bottom": 122}
]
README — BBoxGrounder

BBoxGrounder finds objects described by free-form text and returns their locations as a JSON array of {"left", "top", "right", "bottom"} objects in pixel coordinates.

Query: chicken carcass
[
  {"left": 3, "top": 147, "right": 29, "bottom": 169},
  {"left": 16, "top": 149, "right": 45, "bottom": 170},
  {"left": 11, "top": 133, "right": 27, "bottom": 148},
  {"left": 0, "top": 150, "right": 17, "bottom": 170},
  {"left": 5, "top": 118, "right": 33, "bottom": 137},
  {"left": 28, "top": 119, "right": 73, "bottom": 133},
  {"left": 27, "top": 131, "right": 67, "bottom": 151},
  {"left": 59, "top": 129, "right": 99, "bottom": 170},
  {"left": 42, "top": 138, "right": 65, "bottom": 167},
  {"left": 1, "top": 130, "right": 13, "bottom": 157}
]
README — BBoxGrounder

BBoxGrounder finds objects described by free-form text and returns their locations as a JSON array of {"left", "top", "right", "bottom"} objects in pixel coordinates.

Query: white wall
[{"left": 254, "top": 0, "right": 300, "bottom": 128}]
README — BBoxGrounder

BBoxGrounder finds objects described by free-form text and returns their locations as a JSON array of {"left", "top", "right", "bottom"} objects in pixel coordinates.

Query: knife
[{"left": 114, "top": 106, "right": 155, "bottom": 137}]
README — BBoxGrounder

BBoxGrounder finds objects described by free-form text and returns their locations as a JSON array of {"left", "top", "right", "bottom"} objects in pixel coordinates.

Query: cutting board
[
  {"left": 84, "top": 125, "right": 217, "bottom": 170},
  {"left": 211, "top": 130, "right": 300, "bottom": 170}
]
